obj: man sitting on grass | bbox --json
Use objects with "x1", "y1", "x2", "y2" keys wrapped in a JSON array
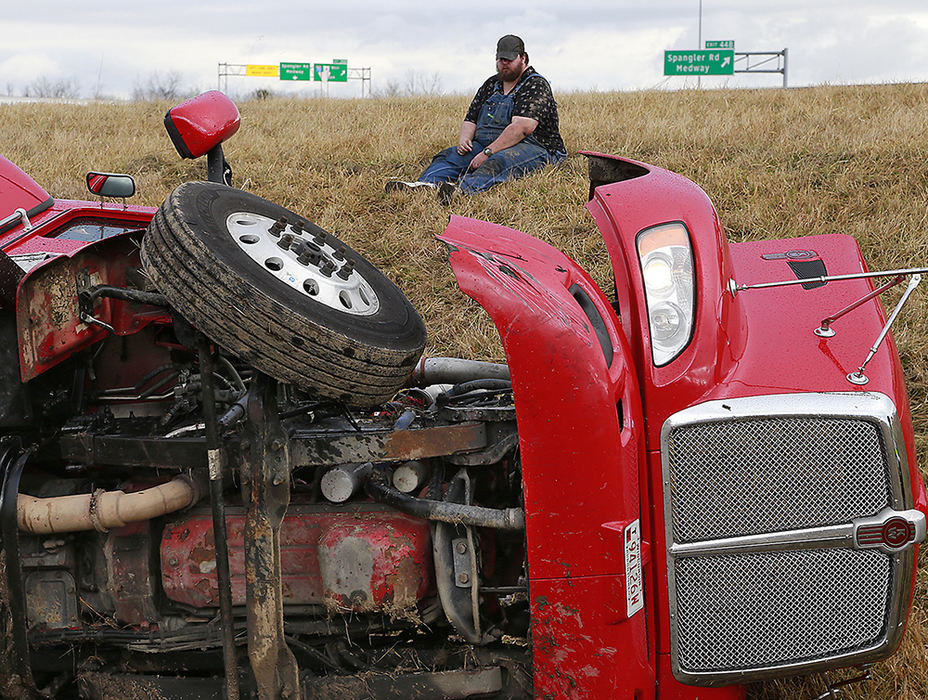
[{"x1": 386, "y1": 35, "x2": 567, "y2": 203}]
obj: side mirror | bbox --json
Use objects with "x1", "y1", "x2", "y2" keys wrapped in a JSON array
[
  {"x1": 86, "y1": 172, "x2": 136, "y2": 198},
  {"x1": 164, "y1": 91, "x2": 241, "y2": 160}
]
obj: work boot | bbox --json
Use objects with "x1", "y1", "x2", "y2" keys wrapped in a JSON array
[
  {"x1": 437, "y1": 182, "x2": 456, "y2": 205},
  {"x1": 384, "y1": 180, "x2": 437, "y2": 193}
]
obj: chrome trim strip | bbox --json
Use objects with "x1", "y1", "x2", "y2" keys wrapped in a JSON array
[
  {"x1": 670, "y1": 523, "x2": 854, "y2": 558},
  {"x1": 670, "y1": 508, "x2": 926, "y2": 559}
]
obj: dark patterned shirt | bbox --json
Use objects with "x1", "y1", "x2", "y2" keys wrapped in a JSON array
[{"x1": 464, "y1": 66, "x2": 566, "y2": 155}]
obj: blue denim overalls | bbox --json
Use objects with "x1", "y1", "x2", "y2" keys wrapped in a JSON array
[{"x1": 418, "y1": 74, "x2": 566, "y2": 194}]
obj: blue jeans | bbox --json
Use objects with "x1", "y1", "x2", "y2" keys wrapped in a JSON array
[{"x1": 418, "y1": 141, "x2": 565, "y2": 194}]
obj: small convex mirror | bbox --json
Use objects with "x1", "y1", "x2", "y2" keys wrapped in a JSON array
[{"x1": 86, "y1": 172, "x2": 136, "y2": 198}]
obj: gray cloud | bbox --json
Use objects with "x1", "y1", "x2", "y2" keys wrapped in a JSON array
[{"x1": 2, "y1": 1, "x2": 927, "y2": 98}]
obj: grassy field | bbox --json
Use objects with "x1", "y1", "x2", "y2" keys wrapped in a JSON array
[{"x1": 3, "y1": 83, "x2": 928, "y2": 698}]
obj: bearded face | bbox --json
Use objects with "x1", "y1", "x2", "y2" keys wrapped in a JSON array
[{"x1": 496, "y1": 55, "x2": 527, "y2": 83}]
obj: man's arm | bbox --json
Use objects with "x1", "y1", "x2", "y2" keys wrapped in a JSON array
[
  {"x1": 467, "y1": 116, "x2": 538, "y2": 170},
  {"x1": 456, "y1": 121, "x2": 477, "y2": 155}
]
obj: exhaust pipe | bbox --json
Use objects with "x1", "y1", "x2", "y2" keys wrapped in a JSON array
[
  {"x1": 17, "y1": 474, "x2": 203, "y2": 534},
  {"x1": 409, "y1": 357, "x2": 510, "y2": 387}
]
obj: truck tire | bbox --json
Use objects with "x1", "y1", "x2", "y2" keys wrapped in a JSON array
[{"x1": 140, "y1": 182, "x2": 426, "y2": 407}]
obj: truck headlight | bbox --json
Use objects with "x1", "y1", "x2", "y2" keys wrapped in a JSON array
[{"x1": 637, "y1": 223, "x2": 695, "y2": 366}]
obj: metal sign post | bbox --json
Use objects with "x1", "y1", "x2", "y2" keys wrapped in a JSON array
[
  {"x1": 217, "y1": 62, "x2": 373, "y2": 96},
  {"x1": 734, "y1": 49, "x2": 788, "y2": 88}
]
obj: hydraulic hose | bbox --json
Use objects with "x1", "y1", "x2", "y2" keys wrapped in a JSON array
[
  {"x1": 439, "y1": 379, "x2": 512, "y2": 401},
  {"x1": 365, "y1": 471, "x2": 524, "y2": 531}
]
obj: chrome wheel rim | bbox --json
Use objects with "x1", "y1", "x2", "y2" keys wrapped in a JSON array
[{"x1": 226, "y1": 212, "x2": 380, "y2": 316}]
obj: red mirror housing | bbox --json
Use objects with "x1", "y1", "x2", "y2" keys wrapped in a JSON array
[{"x1": 164, "y1": 91, "x2": 241, "y2": 160}]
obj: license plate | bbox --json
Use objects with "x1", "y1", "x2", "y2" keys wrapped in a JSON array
[{"x1": 625, "y1": 519, "x2": 644, "y2": 617}]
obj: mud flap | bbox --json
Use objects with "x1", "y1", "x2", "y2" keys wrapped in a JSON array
[{"x1": 439, "y1": 216, "x2": 653, "y2": 697}]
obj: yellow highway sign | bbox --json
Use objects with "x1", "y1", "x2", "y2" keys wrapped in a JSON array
[{"x1": 246, "y1": 65, "x2": 279, "y2": 78}]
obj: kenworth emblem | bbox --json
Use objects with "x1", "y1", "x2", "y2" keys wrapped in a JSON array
[
  {"x1": 760, "y1": 249, "x2": 818, "y2": 261},
  {"x1": 854, "y1": 509, "x2": 925, "y2": 553}
]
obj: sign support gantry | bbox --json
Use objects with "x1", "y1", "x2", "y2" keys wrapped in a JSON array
[{"x1": 217, "y1": 63, "x2": 372, "y2": 97}]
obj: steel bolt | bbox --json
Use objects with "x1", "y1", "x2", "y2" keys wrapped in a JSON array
[
  {"x1": 270, "y1": 438, "x2": 284, "y2": 452},
  {"x1": 277, "y1": 233, "x2": 294, "y2": 250},
  {"x1": 333, "y1": 246, "x2": 346, "y2": 261},
  {"x1": 455, "y1": 542, "x2": 468, "y2": 555},
  {"x1": 336, "y1": 260, "x2": 354, "y2": 280},
  {"x1": 319, "y1": 260, "x2": 335, "y2": 277},
  {"x1": 290, "y1": 221, "x2": 304, "y2": 235},
  {"x1": 268, "y1": 217, "x2": 288, "y2": 236},
  {"x1": 457, "y1": 573, "x2": 470, "y2": 585},
  {"x1": 297, "y1": 249, "x2": 316, "y2": 266},
  {"x1": 312, "y1": 229, "x2": 327, "y2": 245},
  {"x1": 167, "y1": 557, "x2": 179, "y2": 567}
]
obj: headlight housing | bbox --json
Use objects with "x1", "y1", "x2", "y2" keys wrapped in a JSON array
[{"x1": 637, "y1": 222, "x2": 695, "y2": 366}]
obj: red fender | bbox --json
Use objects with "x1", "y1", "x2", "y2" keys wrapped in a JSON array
[{"x1": 439, "y1": 215, "x2": 653, "y2": 697}]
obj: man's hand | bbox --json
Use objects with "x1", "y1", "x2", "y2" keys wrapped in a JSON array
[
  {"x1": 457, "y1": 121, "x2": 477, "y2": 155},
  {"x1": 467, "y1": 117, "x2": 539, "y2": 170},
  {"x1": 468, "y1": 151, "x2": 488, "y2": 170}
]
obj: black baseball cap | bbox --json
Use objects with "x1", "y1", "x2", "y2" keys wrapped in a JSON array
[{"x1": 496, "y1": 35, "x2": 525, "y2": 61}]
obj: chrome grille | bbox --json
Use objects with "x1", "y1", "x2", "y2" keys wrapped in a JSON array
[
  {"x1": 667, "y1": 416, "x2": 891, "y2": 543},
  {"x1": 662, "y1": 393, "x2": 915, "y2": 685},
  {"x1": 675, "y1": 548, "x2": 891, "y2": 672}
]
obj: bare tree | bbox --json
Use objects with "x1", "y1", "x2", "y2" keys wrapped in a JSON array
[
  {"x1": 402, "y1": 71, "x2": 443, "y2": 96},
  {"x1": 248, "y1": 88, "x2": 274, "y2": 101},
  {"x1": 372, "y1": 79, "x2": 402, "y2": 98},
  {"x1": 24, "y1": 76, "x2": 80, "y2": 99},
  {"x1": 132, "y1": 71, "x2": 185, "y2": 101}
]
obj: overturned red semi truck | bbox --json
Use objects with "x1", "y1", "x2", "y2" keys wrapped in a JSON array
[{"x1": 0, "y1": 91, "x2": 923, "y2": 699}]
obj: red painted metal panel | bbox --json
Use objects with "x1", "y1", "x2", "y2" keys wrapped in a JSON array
[
  {"x1": 160, "y1": 504, "x2": 433, "y2": 611},
  {"x1": 656, "y1": 654, "x2": 747, "y2": 700},
  {"x1": 2, "y1": 203, "x2": 152, "y2": 255},
  {"x1": 584, "y1": 155, "x2": 740, "y2": 445},
  {"x1": 0, "y1": 156, "x2": 51, "y2": 218},
  {"x1": 530, "y1": 576, "x2": 652, "y2": 698},
  {"x1": 15, "y1": 233, "x2": 169, "y2": 381},
  {"x1": 439, "y1": 216, "x2": 653, "y2": 694}
]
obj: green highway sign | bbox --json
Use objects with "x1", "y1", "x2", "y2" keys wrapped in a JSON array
[
  {"x1": 705, "y1": 40, "x2": 734, "y2": 49},
  {"x1": 279, "y1": 62, "x2": 312, "y2": 81},
  {"x1": 664, "y1": 50, "x2": 734, "y2": 76},
  {"x1": 332, "y1": 58, "x2": 348, "y2": 64},
  {"x1": 314, "y1": 63, "x2": 348, "y2": 82}
]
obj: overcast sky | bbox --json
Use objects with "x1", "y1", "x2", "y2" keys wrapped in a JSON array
[{"x1": 3, "y1": 1, "x2": 928, "y2": 99}]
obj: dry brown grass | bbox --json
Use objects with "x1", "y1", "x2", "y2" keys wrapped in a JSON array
[{"x1": 3, "y1": 83, "x2": 928, "y2": 698}]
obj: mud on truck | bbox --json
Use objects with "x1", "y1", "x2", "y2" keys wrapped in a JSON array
[{"x1": 0, "y1": 91, "x2": 924, "y2": 699}]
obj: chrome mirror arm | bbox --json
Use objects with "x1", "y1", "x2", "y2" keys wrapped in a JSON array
[
  {"x1": 847, "y1": 274, "x2": 921, "y2": 385},
  {"x1": 730, "y1": 266, "x2": 928, "y2": 296},
  {"x1": 814, "y1": 275, "x2": 905, "y2": 338},
  {"x1": 729, "y1": 266, "x2": 927, "y2": 386}
]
